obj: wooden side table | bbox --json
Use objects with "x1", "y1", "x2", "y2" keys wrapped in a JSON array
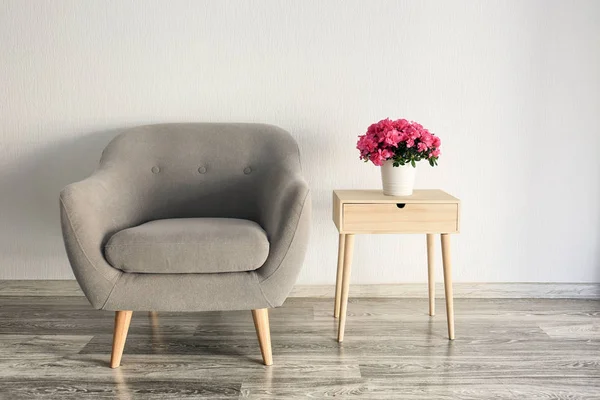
[{"x1": 332, "y1": 189, "x2": 461, "y2": 342}]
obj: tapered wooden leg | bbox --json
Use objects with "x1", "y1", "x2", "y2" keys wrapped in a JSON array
[
  {"x1": 337, "y1": 234, "x2": 355, "y2": 342},
  {"x1": 441, "y1": 234, "x2": 455, "y2": 340},
  {"x1": 334, "y1": 234, "x2": 346, "y2": 318},
  {"x1": 426, "y1": 234, "x2": 435, "y2": 316},
  {"x1": 251, "y1": 308, "x2": 273, "y2": 366},
  {"x1": 110, "y1": 311, "x2": 132, "y2": 368}
]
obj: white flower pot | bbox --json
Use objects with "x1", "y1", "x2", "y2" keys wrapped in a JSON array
[{"x1": 380, "y1": 161, "x2": 417, "y2": 196}]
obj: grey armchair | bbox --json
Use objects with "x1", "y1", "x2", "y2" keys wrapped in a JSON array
[{"x1": 60, "y1": 123, "x2": 311, "y2": 367}]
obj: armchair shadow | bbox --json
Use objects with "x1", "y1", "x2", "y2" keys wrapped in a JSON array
[{"x1": 0, "y1": 129, "x2": 120, "y2": 277}]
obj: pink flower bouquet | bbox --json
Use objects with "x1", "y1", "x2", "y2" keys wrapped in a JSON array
[{"x1": 356, "y1": 118, "x2": 441, "y2": 167}]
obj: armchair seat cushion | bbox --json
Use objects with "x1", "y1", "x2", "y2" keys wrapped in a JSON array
[{"x1": 104, "y1": 218, "x2": 270, "y2": 274}]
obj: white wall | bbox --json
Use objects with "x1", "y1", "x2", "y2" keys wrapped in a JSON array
[{"x1": 1, "y1": 0, "x2": 599, "y2": 283}]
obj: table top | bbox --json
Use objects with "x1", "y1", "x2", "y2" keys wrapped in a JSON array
[{"x1": 333, "y1": 189, "x2": 460, "y2": 204}]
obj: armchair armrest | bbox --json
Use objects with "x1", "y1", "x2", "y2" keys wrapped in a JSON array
[
  {"x1": 60, "y1": 169, "x2": 144, "y2": 308},
  {"x1": 255, "y1": 169, "x2": 311, "y2": 306}
]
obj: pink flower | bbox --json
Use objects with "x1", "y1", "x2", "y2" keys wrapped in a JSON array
[
  {"x1": 417, "y1": 142, "x2": 428, "y2": 152},
  {"x1": 397, "y1": 131, "x2": 410, "y2": 142},
  {"x1": 356, "y1": 135, "x2": 378, "y2": 157},
  {"x1": 432, "y1": 136, "x2": 441, "y2": 148},
  {"x1": 367, "y1": 118, "x2": 394, "y2": 135},
  {"x1": 394, "y1": 119, "x2": 410, "y2": 130},
  {"x1": 369, "y1": 148, "x2": 394, "y2": 166},
  {"x1": 430, "y1": 148, "x2": 441, "y2": 157},
  {"x1": 370, "y1": 151, "x2": 383, "y2": 166},
  {"x1": 382, "y1": 129, "x2": 401, "y2": 147},
  {"x1": 381, "y1": 149, "x2": 394, "y2": 159},
  {"x1": 420, "y1": 131, "x2": 434, "y2": 147},
  {"x1": 406, "y1": 138, "x2": 415, "y2": 148}
]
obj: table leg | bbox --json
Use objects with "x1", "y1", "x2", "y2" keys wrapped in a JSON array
[
  {"x1": 337, "y1": 234, "x2": 355, "y2": 342},
  {"x1": 441, "y1": 233, "x2": 455, "y2": 340},
  {"x1": 334, "y1": 234, "x2": 346, "y2": 318},
  {"x1": 426, "y1": 234, "x2": 435, "y2": 316}
]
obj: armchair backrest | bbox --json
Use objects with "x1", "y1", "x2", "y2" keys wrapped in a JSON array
[{"x1": 98, "y1": 123, "x2": 301, "y2": 221}]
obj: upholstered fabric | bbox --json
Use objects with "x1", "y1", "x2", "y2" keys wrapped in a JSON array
[
  {"x1": 60, "y1": 123, "x2": 311, "y2": 311},
  {"x1": 104, "y1": 218, "x2": 270, "y2": 274}
]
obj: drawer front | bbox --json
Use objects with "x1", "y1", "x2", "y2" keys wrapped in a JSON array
[{"x1": 343, "y1": 203, "x2": 459, "y2": 233}]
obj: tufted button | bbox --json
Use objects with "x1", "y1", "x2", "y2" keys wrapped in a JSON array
[
  {"x1": 198, "y1": 166, "x2": 207, "y2": 174},
  {"x1": 151, "y1": 166, "x2": 160, "y2": 174},
  {"x1": 243, "y1": 166, "x2": 252, "y2": 175}
]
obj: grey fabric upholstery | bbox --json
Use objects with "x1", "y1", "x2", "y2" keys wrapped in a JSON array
[
  {"x1": 104, "y1": 218, "x2": 270, "y2": 274},
  {"x1": 60, "y1": 123, "x2": 311, "y2": 311}
]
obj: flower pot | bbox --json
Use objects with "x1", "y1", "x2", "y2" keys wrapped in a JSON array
[{"x1": 380, "y1": 161, "x2": 416, "y2": 196}]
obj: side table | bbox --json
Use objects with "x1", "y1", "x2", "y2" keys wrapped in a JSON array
[{"x1": 332, "y1": 189, "x2": 461, "y2": 342}]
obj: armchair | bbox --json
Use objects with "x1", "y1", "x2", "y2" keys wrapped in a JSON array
[{"x1": 60, "y1": 123, "x2": 311, "y2": 367}]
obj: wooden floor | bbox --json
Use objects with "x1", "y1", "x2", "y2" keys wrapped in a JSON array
[{"x1": 0, "y1": 295, "x2": 598, "y2": 399}]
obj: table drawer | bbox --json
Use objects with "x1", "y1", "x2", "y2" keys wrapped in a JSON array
[{"x1": 342, "y1": 203, "x2": 459, "y2": 233}]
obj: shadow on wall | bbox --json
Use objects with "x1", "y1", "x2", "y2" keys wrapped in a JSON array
[
  {"x1": 1, "y1": 123, "x2": 318, "y2": 239},
  {"x1": 0, "y1": 129, "x2": 121, "y2": 256},
  {"x1": 1, "y1": 123, "x2": 321, "y2": 278}
]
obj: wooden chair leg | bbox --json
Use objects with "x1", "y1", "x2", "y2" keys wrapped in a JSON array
[
  {"x1": 110, "y1": 311, "x2": 133, "y2": 368},
  {"x1": 441, "y1": 234, "x2": 455, "y2": 340},
  {"x1": 334, "y1": 234, "x2": 346, "y2": 318},
  {"x1": 337, "y1": 234, "x2": 355, "y2": 343},
  {"x1": 426, "y1": 234, "x2": 435, "y2": 316},
  {"x1": 251, "y1": 308, "x2": 273, "y2": 366}
]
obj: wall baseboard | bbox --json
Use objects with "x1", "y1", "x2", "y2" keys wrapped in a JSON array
[
  {"x1": 290, "y1": 283, "x2": 600, "y2": 299},
  {"x1": 0, "y1": 280, "x2": 598, "y2": 299}
]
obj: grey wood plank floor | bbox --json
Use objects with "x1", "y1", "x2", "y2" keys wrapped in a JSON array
[{"x1": 0, "y1": 296, "x2": 598, "y2": 399}]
